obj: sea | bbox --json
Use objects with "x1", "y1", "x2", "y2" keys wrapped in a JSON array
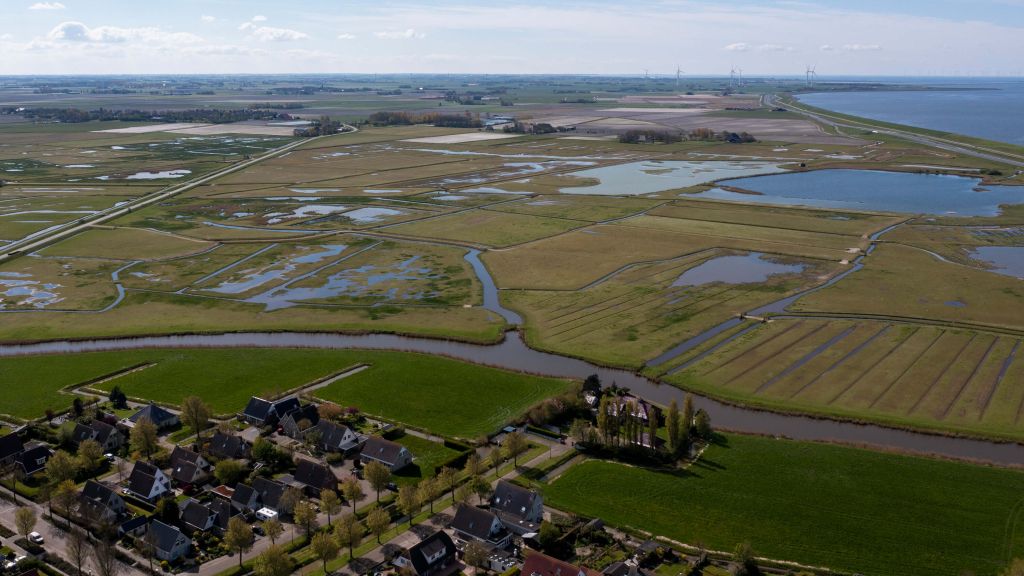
[{"x1": 795, "y1": 77, "x2": 1024, "y2": 146}]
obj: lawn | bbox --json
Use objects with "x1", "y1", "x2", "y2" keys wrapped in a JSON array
[
  {"x1": 0, "y1": 348, "x2": 570, "y2": 435},
  {"x1": 314, "y1": 352, "x2": 573, "y2": 438},
  {"x1": 390, "y1": 432, "x2": 465, "y2": 483},
  {"x1": 545, "y1": 435, "x2": 1024, "y2": 576}
]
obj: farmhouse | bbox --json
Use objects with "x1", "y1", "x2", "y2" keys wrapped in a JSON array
[
  {"x1": 79, "y1": 480, "x2": 126, "y2": 523},
  {"x1": 360, "y1": 436, "x2": 413, "y2": 471},
  {"x1": 393, "y1": 529, "x2": 458, "y2": 576},
  {"x1": 124, "y1": 404, "x2": 180, "y2": 431},
  {"x1": 150, "y1": 519, "x2": 190, "y2": 561},
  {"x1": 208, "y1": 431, "x2": 251, "y2": 460},
  {"x1": 241, "y1": 396, "x2": 301, "y2": 427},
  {"x1": 314, "y1": 421, "x2": 362, "y2": 453},
  {"x1": 491, "y1": 480, "x2": 543, "y2": 534},
  {"x1": 451, "y1": 504, "x2": 511, "y2": 548},
  {"x1": 128, "y1": 461, "x2": 172, "y2": 501},
  {"x1": 522, "y1": 551, "x2": 602, "y2": 576},
  {"x1": 71, "y1": 420, "x2": 123, "y2": 452}
]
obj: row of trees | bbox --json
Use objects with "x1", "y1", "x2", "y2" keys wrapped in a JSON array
[
  {"x1": 6, "y1": 106, "x2": 295, "y2": 124},
  {"x1": 618, "y1": 128, "x2": 758, "y2": 144},
  {"x1": 367, "y1": 110, "x2": 482, "y2": 128}
]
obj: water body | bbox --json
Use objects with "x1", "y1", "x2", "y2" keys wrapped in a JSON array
[
  {"x1": 464, "y1": 249, "x2": 522, "y2": 325},
  {"x1": 560, "y1": 161, "x2": 786, "y2": 196},
  {"x1": 797, "y1": 79, "x2": 1024, "y2": 145},
  {"x1": 972, "y1": 246, "x2": 1024, "y2": 279},
  {"x1": 672, "y1": 253, "x2": 806, "y2": 287},
  {"x1": 343, "y1": 207, "x2": 404, "y2": 224},
  {"x1": 204, "y1": 245, "x2": 347, "y2": 295},
  {"x1": 124, "y1": 169, "x2": 192, "y2": 180},
  {"x1": 694, "y1": 170, "x2": 1023, "y2": 216}
]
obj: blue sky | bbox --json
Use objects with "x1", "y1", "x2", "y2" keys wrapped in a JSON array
[{"x1": 2, "y1": 0, "x2": 1022, "y2": 76}]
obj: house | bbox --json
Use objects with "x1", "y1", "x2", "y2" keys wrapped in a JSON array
[
  {"x1": 602, "y1": 562, "x2": 652, "y2": 576},
  {"x1": 393, "y1": 530, "x2": 458, "y2": 576},
  {"x1": 128, "y1": 461, "x2": 172, "y2": 501},
  {"x1": 491, "y1": 480, "x2": 543, "y2": 535},
  {"x1": 119, "y1": 515, "x2": 149, "y2": 538},
  {"x1": 522, "y1": 551, "x2": 602, "y2": 576},
  {"x1": 280, "y1": 404, "x2": 320, "y2": 440},
  {"x1": 451, "y1": 504, "x2": 511, "y2": 549},
  {"x1": 169, "y1": 446, "x2": 211, "y2": 488},
  {"x1": 314, "y1": 421, "x2": 362, "y2": 453},
  {"x1": 0, "y1": 432, "x2": 24, "y2": 467},
  {"x1": 291, "y1": 459, "x2": 338, "y2": 496},
  {"x1": 240, "y1": 396, "x2": 301, "y2": 427},
  {"x1": 605, "y1": 396, "x2": 658, "y2": 423},
  {"x1": 150, "y1": 519, "x2": 190, "y2": 562},
  {"x1": 71, "y1": 420, "x2": 123, "y2": 452},
  {"x1": 124, "y1": 404, "x2": 180, "y2": 431},
  {"x1": 79, "y1": 480, "x2": 126, "y2": 523},
  {"x1": 179, "y1": 498, "x2": 237, "y2": 535},
  {"x1": 360, "y1": 436, "x2": 413, "y2": 472},
  {"x1": 230, "y1": 482, "x2": 259, "y2": 512},
  {"x1": 16, "y1": 443, "x2": 51, "y2": 476},
  {"x1": 251, "y1": 477, "x2": 287, "y2": 512},
  {"x1": 208, "y1": 431, "x2": 251, "y2": 461}
]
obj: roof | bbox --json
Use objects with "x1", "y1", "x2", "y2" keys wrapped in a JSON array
[
  {"x1": 128, "y1": 461, "x2": 162, "y2": 497},
  {"x1": 405, "y1": 530, "x2": 456, "y2": 575},
  {"x1": 361, "y1": 436, "x2": 407, "y2": 467},
  {"x1": 282, "y1": 404, "x2": 320, "y2": 430},
  {"x1": 119, "y1": 515, "x2": 148, "y2": 534},
  {"x1": 170, "y1": 446, "x2": 203, "y2": 469},
  {"x1": 209, "y1": 431, "x2": 250, "y2": 460},
  {"x1": 81, "y1": 479, "x2": 120, "y2": 507},
  {"x1": 211, "y1": 485, "x2": 235, "y2": 500},
  {"x1": 602, "y1": 562, "x2": 651, "y2": 576},
  {"x1": 451, "y1": 504, "x2": 504, "y2": 542},
  {"x1": 91, "y1": 420, "x2": 120, "y2": 444},
  {"x1": 492, "y1": 480, "x2": 539, "y2": 521},
  {"x1": 522, "y1": 551, "x2": 602, "y2": 576},
  {"x1": 171, "y1": 461, "x2": 203, "y2": 485},
  {"x1": 232, "y1": 483, "x2": 257, "y2": 508},
  {"x1": 0, "y1": 432, "x2": 25, "y2": 460},
  {"x1": 150, "y1": 519, "x2": 185, "y2": 553},
  {"x1": 252, "y1": 477, "x2": 286, "y2": 508},
  {"x1": 272, "y1": 397, "x2": 301, "y2": 417},
  {"x1": 317, "y1": 421, "x2": 358, "y2": 451},
  {"x1": 293, "y1": 459, "x2": 337, "y2": 490},
  {"x1": 71, "y1": 423, "x2": 95, "y2": 444},
  {"x1": 17, "y1": 444, "x2": 51, "y2": 475},
  {"x1": 180, "y1": 499, "x2": 214, "y2": 531},
  {"x1": 242, "y1": 397, "x2": 274, "y2": 422},
  {"x1": 209, "y1": 497, "x2": 236, "y2": 530},
  {"x1": 129, "y1": 404, "x2": 178, "y2": 426}
]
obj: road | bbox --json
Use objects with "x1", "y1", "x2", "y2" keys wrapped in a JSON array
[
  {"x1": 768, "y1": 94, "x2": 1024, "y2": 169},
  {"x1": 0, "y1": 125, "x2": 356, "y2": 265}
]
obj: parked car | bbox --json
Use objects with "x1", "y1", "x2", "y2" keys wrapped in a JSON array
[
  {"x1": 104, "y1": 453, "x2": 116, "y2": 462},
  {"x1": 28, "y1": 532, "x2": 44, "y2": 544}
]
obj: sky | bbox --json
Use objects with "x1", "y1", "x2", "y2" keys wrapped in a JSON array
[{"x1": 1, "y1": 0, "x2": 1023, "y2": 76}]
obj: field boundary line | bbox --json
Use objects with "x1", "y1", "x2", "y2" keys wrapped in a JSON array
[
  {"x1": 786, "y1": 324, "x2": 888, "y2": 400},
  {"x1": 723, "y1": 322, "x2": 828, "y2": 388},
  {"x1": 905, "y1": 333, "x2": 976, "y2": 416},
  {"x1": 938, "y1": 337, "x2": 998, "y2": 421},
  {"x1": 754, "y1": 325, "x2": 857, "y2": 395},
  {"x1": 826, "y1": 327, "x2": 917, "y2": 406},
  {"x1": 867, "y1": 329, "x2": 945, "y2": 410},
  {"x1": 979, "y1": 339, "x2": 1020, "y2": 422}
]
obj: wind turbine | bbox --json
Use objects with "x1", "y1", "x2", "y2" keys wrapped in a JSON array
[
  {"x1": 737, "y1": 67, "x2": 744, "y2": 86},
  {"x1": 729, "y1": 66, "x2": 737, "y2": 86},
  {"x1": 805, "y1": 65, "x2": 817, "y2": 86},
  {"x1": 676, "y1": 65, "x2": 683, "y2": 89}
]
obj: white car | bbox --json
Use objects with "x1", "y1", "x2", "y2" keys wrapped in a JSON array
[{"x1": 28, "y1": 531, "x2": 44, "y2": 544}]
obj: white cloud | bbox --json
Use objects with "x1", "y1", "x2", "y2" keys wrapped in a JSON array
[
  {"x1": 241, "y1": 24, "x2": 308, "y2": 42},
  {"x1": 375, "y1": 28, "x2": 425, "y2": 40},
  {"x1": 46, "y1": 21, "x2": 202, "y2": 44},
  {"x1": 820, "y1": 44, "x2": 835, "y2": 51},
  {"x1": 337, "y1": 33, "x2": 357, "y2": 40},
  {"x1": 28, "y1": 2, "x2": 65, "y2": 9},
  {"x1": 724, "y1": 42, "x2": 750, "y2": 51},
  {"x1": 842, "y1": 43, "x2": 882, "y2": 51},
  {"x1": 252, "y1": 15, "x2": 267, "y2": 22},
  {"x1": 724, "y1": 42, "x2": 791, "y2": 52},
  {"x1": 0, "y1": 34, "x2": 13, "y2": 40},
  {"x1": 201, "y1": 15, "x2": 215, "y2": 23}
]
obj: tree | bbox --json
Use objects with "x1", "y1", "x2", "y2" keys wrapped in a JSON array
[
  {"x1": 419, "y1": 476, "x2": 443, "y2": 514},
  {"x1": 225, "y1": 516, "x2": 255, "y2": 569},
  {"x1": 502, "y1": 431, "x2": 528, "y2": 467},
  {"x1": 5, "y1": 466, "x2": 24, "y2": 504},
  {"x1": 180, "y1": 396, "x2": 211, "y2": 448},
  {"x1": 472, "y1": 476, "x2": 491, "y2": 505},
  {"x1": 333, "y1": 514, "x2": 363, "y2": 560},
  {"x1": 454, "y1": 482, "x2": 473, "y2": 505},
  {"x1": 647, "y1": 407, "x2": 659, "y2": 454},
  {"x1": 538, "y1": 521, "x2": 561, "y2": 549},
  {"x1": 364, "y1": 460, "x2": 391, "y2": 502},
  {"x1": 67, "y1": 528, "x2": 90, "y2": 576},
  {"x1": 463, "y1": 541, "x2": 489, "y2": 575},
  {"x1": 597, "y1": 395, "x2": 610, "y2": 443},
  {"x1": 1002, "y1": 559, "x2": 1024, "y2": 576},
  {"x1": 321, "y1": 488, "x2": 342, "y2": 526},
  {"x1": 154, "y1": 496, "x2": 180, "y2": 525},
  {"x1": 293, "y1": 499, "x2": 319, "y2": 543},
  {"x1": 340, "y1": 476, "x2": 363, "y2": 513},
  {"x1": 14, "y1": 507, "x2": 36, "y2": 540},
  {"x1": 694, "y1": 409, "x2": 712, "y2": 440},
  {"x1": 312, "y1": 531, "x2": 340, "y2": 572},
  {"x1": 733, "y1": 542, "x2": 759, "y2": 576},
  {"x1": 252, "y1": 437, "x2": 277, "y2": 463},
  {"x1": 109, "y1": 386, "x2": 128, "y2": 409},
  {"x1": 129, "y1": 417, "x2": 159, "y2": 460},
  {"x1": 438, "y1": 466, "x2": 457, "y2": 502},
  {"x1": 78, "y1": 439, "x2": 104, "y2": 474},
  {"x1": 138, "y1": 529, "x2": 158, "y2": 575},
  {"x1": 366, "y1": 507, "x2": 389, "y2": 544},
  {"x1": 397, "y1": 484, "x2": 421, "y2": 526},
  {"x1": 488, "y1": 448, "x2": 504, "y2": 477},
  {"x1": 253, "y1": 545, "x2": 292, "y2": 576},
  {"x1": 262, "y1": 517, "x2": 284, "y2": 545},
  {"x1": 92, "y1": 537, "x2": 121, "y2": 576},
  {"x1": 53, "y1": 479, "x2": 79, "y2": 527},
  {"x1": 464, "y1": 452, "x2": 482, "y2": 477},
  {"x1": 46, "y1": 450, "x2": 80, "y2": 484},
  {"x1": 277, "y1": 486, "x2": 302, "y2": 517},
  {"x1": 318, "y1": 402, "x2": 343, "y2": 421},
  {"x1": 72, "y1": 397, "x2": 84, "y2": 417},
  {"x1": 666, "y1": 400, "x2": 680, "y2": 455},
  {"x1": 215, "y1": 459, "x2": 246, "y2": 486},
  {"x1": 683, "y1": 395, "x2": 695, "y2": 444}
]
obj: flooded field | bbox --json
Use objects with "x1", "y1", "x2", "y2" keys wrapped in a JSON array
[
  {"x1": 971, "y1": 246, "x2": 1024, "y2": 278},
  {"x1": 694, "y1": 169, "x2": 1024, "y2": 216},
  {"x1": 672, "y1": 253, "x2": 807, "y2": 287},
  {"x1": 559, "y1": 160, "x2": 787, "y2": 195}
]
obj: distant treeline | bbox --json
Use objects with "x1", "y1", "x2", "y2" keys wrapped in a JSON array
[
  {"x1": 619, "y1": 128, "x2": 757, "y2": 144},
  {"x1": 4, "y1": 107, "x2": 300, "y2": 124},
  {"x1": 367, "y1": 111, "x2": 482, "y2": 128}
]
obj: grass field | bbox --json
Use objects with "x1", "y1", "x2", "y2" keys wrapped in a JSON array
[
  {"x1": 489, "y1": 195, "x2": 663, "y2": 222},
  {"x1": 40, "y1": 227, "x2": 217, "y2": 261},
  {"x1": 390, "y1": 432, "x2": 464, "y2": 483},
  {"x1": 0, "y1": 256, "x2": 122, "y2": 311},
  {"x1": 313, "y1": 352, "x2": 573, "y2": 438},
  {"x1": 388, "y1": 209, "x2": 585, "y2": 248},
  {"x1": 665, "y1": 318, "x2": 1024, "y2": 442},
  {"x1": 545, "y1": 435, "x2": 1024, "y2": 576},
  {"x1": 0, "y1": 348, "x2": 571, "y2": 432}
]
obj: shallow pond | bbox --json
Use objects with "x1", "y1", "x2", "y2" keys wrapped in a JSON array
[
  {"x1": 672, "y1": 253, "x2": 806, "y2": 287},
  {"x1": 124, "y1": 169, "x2": 192, "y2": 180},
  {"x1": 693, "y1": 169, "x2": 1023, "y2": 216},
  {"x1": 204, "y1": 245, "x2": 347, "y2": 294},
  {"x1": 343, "y1": 207, "x2": 404, "y2": 224},
  {"x1": 0, "y1": 274, "x2": 63, "y2": 309},
  {"x1": 972, "y1": 246, "x2": 1024, "y2": 278},
  {"x1": 559, "y1": 161, "x2": 786, "y2": 196}
]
